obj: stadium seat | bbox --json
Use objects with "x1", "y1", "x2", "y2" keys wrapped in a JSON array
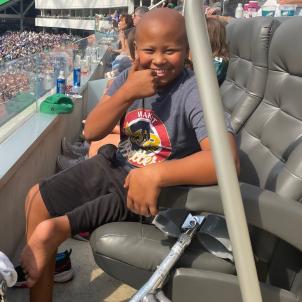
[{"x1": 221, "y1": 16, "x2": 277, "y2": 133}]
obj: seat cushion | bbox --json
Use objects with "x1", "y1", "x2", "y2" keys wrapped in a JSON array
[{"x1": 90, "y1": 222, "x2": 235, "y2": 288}]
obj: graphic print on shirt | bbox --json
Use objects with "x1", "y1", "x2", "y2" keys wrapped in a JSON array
[{"x1": 119, "y1": 109, "x2": 172, "y2": 167}]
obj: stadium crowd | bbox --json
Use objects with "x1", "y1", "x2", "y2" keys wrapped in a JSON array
[
  {"x1": 0, "y1": 72, "x2": 30, "y2": 104},
  {"x1": 0, "y1": 31, "x2": 77, "y2": 62}
]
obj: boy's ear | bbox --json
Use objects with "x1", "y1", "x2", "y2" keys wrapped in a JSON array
[
  {"x1": 134, "y1": 41, "x2": 139, "y2": 60},
  {"x1": 186, "y1": 45, "x2": 190, "y2": 57}
]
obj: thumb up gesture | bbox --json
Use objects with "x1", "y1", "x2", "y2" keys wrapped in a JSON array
[{"x1": 124, "y1": 58, "x2": 159, "y2": 101}]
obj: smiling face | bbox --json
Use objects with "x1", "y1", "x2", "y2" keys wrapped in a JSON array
[{"x1": 135, "y1": 8, "x2": 188, "y2": 87}]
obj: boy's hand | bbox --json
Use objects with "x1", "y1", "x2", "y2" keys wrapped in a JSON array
[
  {"x1": 124, "y1": 166, "x2": 161, "y2": 217},
  {"x1": 123, "y1": 59, "x2": 159, "y2": 100}
]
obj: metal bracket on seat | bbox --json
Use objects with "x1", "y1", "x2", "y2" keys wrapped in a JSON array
[
  {"x1": 130, "y1": 210, "x2": 206, "y2": 302},
  {"x1": 0, "y1": 279, "x2": 7, "y2": 302},
  {"x1": 130, "y1": 209, "x2": 235, "y2": 301}
]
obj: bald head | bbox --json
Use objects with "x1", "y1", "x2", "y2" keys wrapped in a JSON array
[{"x1": 136, "y1": 8, "x2": 187, "y2": 46}]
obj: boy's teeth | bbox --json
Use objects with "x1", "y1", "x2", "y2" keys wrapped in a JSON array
[{"x1": 155, "y1": 69, "x2": 166, "y2": 76}]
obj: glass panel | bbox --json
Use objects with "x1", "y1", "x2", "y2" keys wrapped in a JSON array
[
  {"x1": 0, "y1": 21, "x2": 117, "y2": 142},
  {"x1": 0, "y1": 57, "x2": 36, "y2": 128}
]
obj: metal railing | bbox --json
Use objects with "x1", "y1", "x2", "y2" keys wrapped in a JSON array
[{"x1": 149, "y1": 0, "x2": 166, "y2": 10}]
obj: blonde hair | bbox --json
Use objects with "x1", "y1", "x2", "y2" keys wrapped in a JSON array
[{"x1": 206, "y1": 18, "x2": 229, "y2": 59}]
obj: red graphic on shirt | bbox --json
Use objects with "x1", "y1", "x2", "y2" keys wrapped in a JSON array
[{"x1": 119, "y1": 109, "x2": 172, "y2": 167}]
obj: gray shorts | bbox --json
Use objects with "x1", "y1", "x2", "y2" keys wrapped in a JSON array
[{"x1": 39, "y1": 144, "x2": 139, "y2": 235}]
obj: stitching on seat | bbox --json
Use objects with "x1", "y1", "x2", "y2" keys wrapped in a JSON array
[
  {"x1": 231, "y1": 55, "x2": 267, "y2": 68},
  {"x1": 242, "y1": 129, "x2": 302, "y2": 181},
  {"x1": 98, "y1": 234, "x2": 129, "y2": 239},
  {"x1": 278, "y1": 104, "x2": 302, "y2": 123},
  {"x1": 224, "y1": 78, "x2": 262, "y2": 99}
]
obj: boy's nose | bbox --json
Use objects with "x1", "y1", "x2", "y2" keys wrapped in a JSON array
[{"x1": 153, "y1": 53, "x2": 167, "y2": 65}]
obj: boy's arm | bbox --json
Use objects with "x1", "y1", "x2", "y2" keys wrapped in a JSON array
[
  {"x1": 83, "y1": 89, "x2": 130, "y2": 142},
  {"x1": 84, "y1": 60, "x2": 159, "y2": 142},
  {"x1": 125, "y1": 133, "x2": 239, "y2": 216}
]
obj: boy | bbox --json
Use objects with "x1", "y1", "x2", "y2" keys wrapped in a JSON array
[{"x1": 21, "y1": 8, "x2": 239, "y2": 302}]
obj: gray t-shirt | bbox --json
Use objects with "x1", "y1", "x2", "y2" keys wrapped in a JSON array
[{"x1": 107, "y1": 68, "x2": 233, "y2": 168}]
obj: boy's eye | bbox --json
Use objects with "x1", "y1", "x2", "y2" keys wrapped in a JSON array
[
  {"x1": 143, "y1": 49, "x2": 154, "y2": 54},
  {"x1": 165, "y1": 49, "x2": 177, "y2": 55}
]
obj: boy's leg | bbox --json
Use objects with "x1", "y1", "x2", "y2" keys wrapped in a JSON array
[
  {"x1": 21, "y1": 146, "x2": 138, "y2": 301},
  {"x1": 88, "y1": 134, "x2": 120, "y2": 158},
  {"x1": 22, "y1": 184, "x2": 71, "y2": 302}
]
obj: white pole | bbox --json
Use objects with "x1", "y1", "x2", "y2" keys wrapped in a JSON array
[{"x1": 185, "y1": 1, "x2": 263, "y2": 302}]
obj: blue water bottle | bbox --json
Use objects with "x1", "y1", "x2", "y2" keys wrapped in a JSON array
[
  {"x1": 73, "y1": 55, "x2": 81, "y2": 87},
  {"x1": 56, "y1": 70, "x2": 66, "y2": 94}
]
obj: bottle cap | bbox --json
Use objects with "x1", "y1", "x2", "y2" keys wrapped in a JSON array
[{"x1": 74, "y1": 55, "x2": 81, "y2": 67}]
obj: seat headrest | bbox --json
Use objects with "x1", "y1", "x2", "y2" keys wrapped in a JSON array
[{"x1": 269, "y1": 17, "x2": 302, "y2": 76}]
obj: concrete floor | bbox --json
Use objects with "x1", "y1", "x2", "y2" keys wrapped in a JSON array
[{"x1": 7, "y1": 238, "x2": 136, "y2": 302}]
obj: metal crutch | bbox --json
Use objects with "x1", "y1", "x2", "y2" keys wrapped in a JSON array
[{"x1": 129, "y1": 212, "x2": 205, "y2": 302}]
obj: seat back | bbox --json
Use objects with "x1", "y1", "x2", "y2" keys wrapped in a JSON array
[
  {"x1": 221, "y1": 17, "x2": 277, "y2": 133},
  {"x1": 237, "y1": 17, "x2": 302, "y2": 295},
  {"x1": 238, "y1": 17, "x2": 302, "y2": 200}
]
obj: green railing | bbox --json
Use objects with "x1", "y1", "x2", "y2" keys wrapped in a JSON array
[{"x1": 0, "y1": 0, "x2": 10, "y2": 6}]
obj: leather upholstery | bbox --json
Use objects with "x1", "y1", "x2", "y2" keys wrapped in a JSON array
[
  {"x1": 237, "y1": 17, "x2": 302, "y2": 294},
  {"x1": 221, "y1": 17, "x2": 276, "y2": 132},
  {"x1": 90, "y1": 222, "x2": 235, "y2": 288},
  {"x1": 238, "y1": 17, "x2": 302, "y2": 201}
]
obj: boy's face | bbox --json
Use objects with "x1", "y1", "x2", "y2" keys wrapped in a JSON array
[{"x1": 135, "y1": 22, "x2": 188, "y2": 87}]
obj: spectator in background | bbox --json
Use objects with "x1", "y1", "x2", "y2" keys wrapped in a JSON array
[
  {"x1": 109, "y1": 27, "x2": 135, "y2": 78},
  {"x1": 161, "y1": 0, "x2": 177, "y2": 8},
  {"x1": 111, "y1": 10, "x2": 120, "y2": 28},
  {"x1": 186, "y1": 17, "x2": 229, "y2": 85},
  {"x1": 206, "y1": 17, "x2": 229, "y2": 85},
  {"x1": 132, "y1": 6, "x2": 149, "y2": 26},
  {"x1": 111, "y1": 14, "x2": 134, "y2": 55},
  {"x1": 204, "y1": 0, "x2": 222, "y2": 15},
  {"x1": 0, "y1": 31, "x2": 77, "y2": 62}
]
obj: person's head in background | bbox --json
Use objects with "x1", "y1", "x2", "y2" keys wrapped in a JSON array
[
  {"x1": 206, "y1": 17, "x2": 229, "y2": 59},
  {"x1": 132, "y1": 6, "x2": 149, "y2": 27},
  {"x1": 135, "y1": 7, "x2": 189, "y2": 87},
  {"x1": 125, "y1": 27, "x2": 136, "y2": 60},
  {"x1": 118, "y1": 14, "x2": 134, "y2": 31},
  {"x1": 187, "y1": 18, "x2": 229, "y2": 69}
]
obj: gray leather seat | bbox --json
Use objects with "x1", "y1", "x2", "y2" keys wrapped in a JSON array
[
  {"x1": 90, "y1": 221, "x2": 235, "y2": 289},
  {"x1": 90, "y1": 17, "x2": 302, "y2": 301},
  {"x1": 221, "y1": 17, "x2": 277, "y2": 132}
]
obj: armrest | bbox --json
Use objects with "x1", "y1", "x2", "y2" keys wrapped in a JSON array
[
  {"x1": 158, "y1": 183, "x2": 302, "y2": 252},
  {"x1": 172, "y1": 268, "x2": 299, "y2": 302}
]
